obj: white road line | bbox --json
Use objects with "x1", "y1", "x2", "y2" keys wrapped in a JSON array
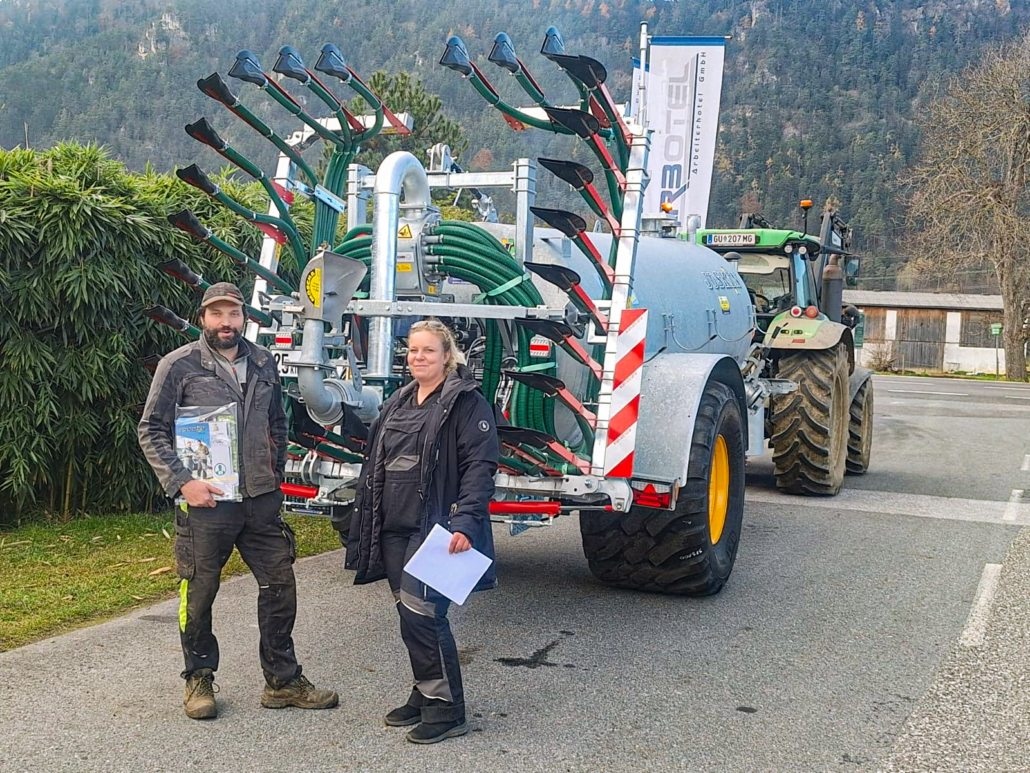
[
  {"x1": 959, "y1": 563, "x2": 1002, "y2": 647},
  {"x1": 984, "y1": 386, "x2": 1030, "y2": 391},
  {"x1": 1005, "y1": 395, "x2": 1030, "y2": 400},
  {"x1": 887, "y1": 389, "x2": 969, "y2": 397},
  {"x1": 1022, "y1": 454, "x2": 1030, "y2": 472},
  {"x1": 1003, "y1": 490, "x2": 1024, "y2": 521},
  {"x1": 746, "y1": 486, "x2": 1030, "y2": 525}
]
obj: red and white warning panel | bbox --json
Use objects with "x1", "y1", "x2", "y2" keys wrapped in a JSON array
[{"x1": 601, "y1": 308, "x2": 648, "y2": 478}]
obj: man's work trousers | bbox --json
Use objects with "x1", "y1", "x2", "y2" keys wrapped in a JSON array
[
  {"x1": 381, "y1": 530, "x2": 466, "y2": 723},
  {"x1": 173, "y1": 490, "x2": 301, "y2": 687}
]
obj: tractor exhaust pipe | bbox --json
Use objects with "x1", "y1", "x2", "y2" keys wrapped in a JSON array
[{"x1": 366, "y1": 151, "x2": 431, "y2": 379}]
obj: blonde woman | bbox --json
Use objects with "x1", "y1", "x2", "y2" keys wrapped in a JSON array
[{"x1": 347, "y1": 318, "x2": 499, "y2": 744}]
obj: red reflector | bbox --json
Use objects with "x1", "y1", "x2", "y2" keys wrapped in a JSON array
[
  {"x1": 281, "y1": 483, "x2": 318, "y2": 498},
  {"x1": 804, "y1": 306, "x2": 819, "y2": 318},
  {"x1": 789, "y1": 306, "x2": 803, "y2": 317},
  {"x1": 489, "y1": 501, "x2": 561, "y2": 515},
  {"x1": 792, "y1": 338, "x2": 806, "y2": 343},
  {"x1": 632, "y1": 483, "x2": 672, "y2": 509},
  {"x1": 275, "y1": 336, "x2": 292, "y2": 345}
]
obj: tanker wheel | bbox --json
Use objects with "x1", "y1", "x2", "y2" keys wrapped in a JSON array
[
  {"x1": 770, "y1": 344, "x2": 849, "y2": 495},
  {"x1": 846, "y1": 379, "x2": 874, "y2": 475},
  {"x1": 579, "y1": 380, "x2": 745, "y2": 596}
]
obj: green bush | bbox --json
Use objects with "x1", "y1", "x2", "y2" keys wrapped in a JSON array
[{"x1": 0, "y1": 143, "x2": 271, "y2": 524}]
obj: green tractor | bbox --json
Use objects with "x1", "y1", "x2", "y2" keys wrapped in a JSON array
[{"x1": 697, "y1": 202, "x2": 873, "y2": 495}]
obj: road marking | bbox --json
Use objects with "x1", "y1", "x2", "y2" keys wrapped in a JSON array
[
  {"x1": 959, "y1": 563, "x2": 1002, "y2": 647},
  {"x1": 1003, "y1": 490, "x2": 1024, "y2": 521},
  {"x1": 887, "y1": 389, "x2": 969, "y2": 397},
  {"x1": 1022, "y1": 455, "x2": 1030, "y2": 472},
  {"x1": 746, "y1": 486, "x2": 1030, "y2": 525},
  {"x1": 1004, "y1": 395, "x2": 1030, "y2": 400},
  {"x1": 985, "y1": 386, "x2": 1030, "y2": 391}
]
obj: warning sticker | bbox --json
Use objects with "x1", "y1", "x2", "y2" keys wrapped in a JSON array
[
  {"x1": 398, "y1": 223, "x2": 413, "y2": 239},
  {"x1": 529, "y1": 336, "x2": 551, "y2": 358},
  {"x1": 719, "y1": 296, "x2": 731, "y2": 313},
  {"x1": 305, "y1": 268, "x2": 322, "y2": 308},
  {"x1": 396, "y1": 262, "x2": 413, "y2": 273}
]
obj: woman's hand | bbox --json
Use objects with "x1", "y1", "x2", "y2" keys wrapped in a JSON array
[{"x1": 449, "y1": 532, "x2": 472, "y2": 554}]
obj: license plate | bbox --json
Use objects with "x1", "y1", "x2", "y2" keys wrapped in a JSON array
[{"x1": 706, "y1": 232, "x2": 757, "y2": 247}]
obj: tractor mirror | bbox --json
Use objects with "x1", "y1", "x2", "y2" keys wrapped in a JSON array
[
  {"x1": 541, "y1": 26, "x2": 566, "y2": 61},
  {"x1": 229, "y1": 50, "x2": 268, "y2": 87},
  {"x1": 440, "y1": 36, "x2": 473, "y2": 76},
  {"x1": 184, "y1": 117, "x2": 227, "y2": 151},
  {"x1": 530, "y1": 206, "x2": 587, "y2": 238},
  {"x1": 538, "y1": 157, "x2": 593, "y2": 189},
  {"x1": 196, "y1": 73, "x2": 239, "y2": 108},
  {"x1": 845, "y1": 256, "x2": 861, "y2": 286},
  {"x1": 542, "y1": 106, "x2": 600, "y2": 138},
  {"x1": 273, "y1": 45, "x2": 310, "y2": 84},
  {"x1": 315, "y1": 44, "x2": 351, "y2": 82},
  {"x1": 175, "y1": 164, "x2": 219, "y2": 196},
  {"x1": 167, "y1": 209, "x2": 211, "y2": 241},
  {"x1": 489, "y1": 33, "x2": 521, "y2": 74}
]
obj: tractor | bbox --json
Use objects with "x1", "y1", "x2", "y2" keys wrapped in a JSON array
[{"x1": 696, "y1": 204, "x2": 874, "y2": 495}]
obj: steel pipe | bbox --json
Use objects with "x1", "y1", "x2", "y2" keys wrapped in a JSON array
[{"x1": 367, "y1": 151, "x2": 431, "y2": 378}]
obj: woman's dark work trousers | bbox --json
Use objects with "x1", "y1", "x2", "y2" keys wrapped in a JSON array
[
  {"x1": 381, "y1": 530, "x2": 465, "y2": 723},
  {"x1": 173, "y1": 489, "x2": 301, "y2": 687}
]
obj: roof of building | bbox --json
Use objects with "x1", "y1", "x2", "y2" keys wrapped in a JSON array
[{"x1": 842, "y1": 290, "x2": 1003, "y2": 311}]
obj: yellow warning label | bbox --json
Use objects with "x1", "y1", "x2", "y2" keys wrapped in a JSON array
[
  {"x1": 398, "y1": 223, "x2": 413, "y2": 239},
  {"x1": 396, "y1": 262, "x2": 413, "y2": 273},
  {"x1": 719, "y1": 295, "x2": 730, "y2": 313},
  {"x1": 305, "y1": 268, "x2": 322, "y2": 308},
  {"x1": 426, "y1": 284, "x2": 438, "y2": 295}
]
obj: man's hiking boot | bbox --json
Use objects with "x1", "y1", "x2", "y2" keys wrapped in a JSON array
[
  {"x1": 406, "y1": 718, "x2": 469, "y2": 744},
  {"x1": 261, "y1": 674, "x2": 339, "y2": 710},
  {"x1": 385, "y1": 703, "x2": 422, "y2": 727},
  {"x1": 183, "y1": 673, "x2": 218, "y2": 720}
]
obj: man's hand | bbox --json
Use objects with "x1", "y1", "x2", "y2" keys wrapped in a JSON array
[
  {"x1": 180, "y1": 479, "x2": 224, "y2": 508},
  {"x1": 448, "y1": 532, "x2": 472, "y2": 554}
]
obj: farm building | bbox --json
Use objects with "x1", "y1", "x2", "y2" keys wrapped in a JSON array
[{"x1": 843, "y1": 290, "x2": 1007, "y2": 374}]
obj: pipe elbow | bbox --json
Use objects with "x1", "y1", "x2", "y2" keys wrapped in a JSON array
[{"x1": 373, "y1": 151, "x2": 430, "y2": 208}]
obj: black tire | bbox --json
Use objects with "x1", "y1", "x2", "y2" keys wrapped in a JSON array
[
  {"x1": 846, "y1": 378, "x2": 874, "y2": 475},
  {"x1": 579, "y1": 380, "x2": 746, "y2": 596},
  {"x1": 770, "y1": 344, "x2": 849, "y2": 496}
]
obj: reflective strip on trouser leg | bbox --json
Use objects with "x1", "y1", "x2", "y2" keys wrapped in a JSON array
[
  {"x1": 178, "y1": 579, "x2": 189, "y2": 633},
  {"x1": 398, "y1": 589, "x2": 461, "y2": 707}
]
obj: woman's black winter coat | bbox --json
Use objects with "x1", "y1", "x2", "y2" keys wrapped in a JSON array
[{"x1": 346, "y1": 365, "x2": 499, "y2": 594}]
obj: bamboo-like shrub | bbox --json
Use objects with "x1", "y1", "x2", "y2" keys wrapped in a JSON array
[{"x1": 0, "y1": 143, "x2": 274, "y2": 524}]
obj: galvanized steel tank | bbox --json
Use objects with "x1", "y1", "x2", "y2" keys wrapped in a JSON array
[{"x1": 461, "y1": 224, "x2": 758, "y2": 446}]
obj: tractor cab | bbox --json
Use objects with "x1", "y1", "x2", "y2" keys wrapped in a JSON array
[{"x1": 697, "y1": 205, "x2": 859, "y2": 332}]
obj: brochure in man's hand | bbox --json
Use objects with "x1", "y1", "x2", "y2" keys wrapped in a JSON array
[{"x1": 175, "y1": 403, "x2": 242, "y2": 502}]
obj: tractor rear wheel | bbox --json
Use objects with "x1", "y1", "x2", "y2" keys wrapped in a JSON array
[
  {"x1": 846, "y1": 379, "x2": 874, "y2": 474},
  {"x1": 579, "y1": 380, "x2": 745, "y2": 596},
  {"x1": 770, "y1": 344, "x2": 849, "y2": 495}
]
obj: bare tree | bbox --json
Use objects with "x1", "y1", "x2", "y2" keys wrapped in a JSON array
[{"x1": 905, "y1": 32, "x2": 1030, "y2": 381}]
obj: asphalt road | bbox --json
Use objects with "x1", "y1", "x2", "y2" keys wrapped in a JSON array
[{"x1": 2, "y1": 374, "x2": 1029, "y2": 772}]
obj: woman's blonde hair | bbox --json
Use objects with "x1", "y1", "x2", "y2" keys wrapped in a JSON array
[{"x1": 408, "y1": 318, "x2": 467, "y2": 375}]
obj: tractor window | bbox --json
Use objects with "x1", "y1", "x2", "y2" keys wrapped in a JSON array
[{"x1": 736, "y1": 253, "x2": 793, "y2": 314}]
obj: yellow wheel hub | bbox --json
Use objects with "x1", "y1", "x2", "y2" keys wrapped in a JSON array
[{"x1": 708, "y1": 434, "x2": 730, "y2": 545}]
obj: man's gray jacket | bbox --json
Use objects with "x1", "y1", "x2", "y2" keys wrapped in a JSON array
[{"x1": 138, "y1": 335, "x2": 287, "y2": 499}]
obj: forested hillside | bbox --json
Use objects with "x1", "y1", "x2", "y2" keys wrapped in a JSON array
[{"x1": 2, "y1": 0, "x2": 1027, "y2": 260}]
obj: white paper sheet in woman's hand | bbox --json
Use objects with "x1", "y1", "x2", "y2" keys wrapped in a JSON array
[{"x1": 403, "y1": 524, "x2": 493, "y2": 605}]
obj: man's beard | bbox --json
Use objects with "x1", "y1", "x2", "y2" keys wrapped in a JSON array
[{"x1": 204, "y1": 326, "x2": 242, "y2": 350}]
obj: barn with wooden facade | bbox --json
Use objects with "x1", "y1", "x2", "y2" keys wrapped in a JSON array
[{"x1": 843, "y1": 291, "x2": 1006, "y2": 374}]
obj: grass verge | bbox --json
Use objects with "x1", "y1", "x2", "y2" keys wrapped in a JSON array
[{"x1": 0, "y1": 511, "x2": 342, "y2": 652}]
